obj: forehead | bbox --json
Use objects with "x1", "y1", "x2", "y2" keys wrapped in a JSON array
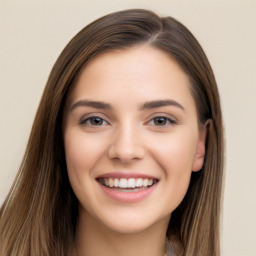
[{"x1": 69, "y1": 45, "x2": 196, "y2": 111}]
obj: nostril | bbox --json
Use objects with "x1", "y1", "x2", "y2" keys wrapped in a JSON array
[
  {"x1": 107, "y1": 129, "x2": 145, "y2": 161},
  {"x1": 107, "y1": 144, "x2": 145, "y2": 162}
]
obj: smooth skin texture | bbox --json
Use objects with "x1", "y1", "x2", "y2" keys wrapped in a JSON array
[{"x1": 64, "y1": 45, "x2": 207, "y2": 256}]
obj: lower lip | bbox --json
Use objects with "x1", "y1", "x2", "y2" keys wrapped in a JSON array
[{"x1": 98, "y1": 182, "x2": 158, "y2": 203}]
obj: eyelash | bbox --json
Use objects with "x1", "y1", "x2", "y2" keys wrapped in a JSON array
[
  {"x1": 79, "y1": 115, "x2": 177, "y2": 127},
  {"x1": 80, "y1": 116, "x2": 109, "y2": 126},
  {"x1": 147, "y1": 116, "x2": 177, "y2": 126}
]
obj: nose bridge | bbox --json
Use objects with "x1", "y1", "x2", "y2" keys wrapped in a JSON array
[{"x1": 108, "y1": 120, "x2": 144, "y2": 162}]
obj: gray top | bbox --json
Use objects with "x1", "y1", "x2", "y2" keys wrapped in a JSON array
[{"x1": 165, "y1": 239, "x2": 176, "y2": 256}]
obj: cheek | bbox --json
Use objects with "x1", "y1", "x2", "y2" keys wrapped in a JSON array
[
  {"x1": 147, "y1": 129, "x2": 198, "y2": 207},
  {"x1": 150, "y1": 130, "x2": 198, "y2": 174},
  {"x1": 64, "y1": 130, "x2": 105, "y2": 171},
  {"x1": 64, "y1": 130, "x2": 109, "y2": 193},
  {"x1": 63, "y1": 130, "x2": 110, "y2": 210},
  {"x1": 160, "y1": 141, "x2": 194, "y2": 192}
]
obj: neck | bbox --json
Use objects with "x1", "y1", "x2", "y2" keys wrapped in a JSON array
[{"x1": 73, "y1": 210, "x2": 170, "y2": 256}]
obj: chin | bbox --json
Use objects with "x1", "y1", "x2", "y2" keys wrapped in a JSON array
[
  {"x1": 95, "y1": 208, "x2": 171, "y2": 235},
  {"x1": 104, "y1": 221, "x2": 158, "y2": 235}
]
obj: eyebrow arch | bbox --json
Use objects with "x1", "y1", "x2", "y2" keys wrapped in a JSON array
[
  {"x1": 70, "y1": 100, "x2": 112, "y2": 111},
  {"x1": 140, "y1": 99, "x2": 185, "y2": 111}
]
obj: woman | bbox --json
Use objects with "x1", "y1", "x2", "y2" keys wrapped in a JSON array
[{"x1": 0, "y1": 9, "x2": 224, "y2": 256}]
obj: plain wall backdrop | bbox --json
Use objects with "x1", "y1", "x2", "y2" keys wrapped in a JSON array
[{"x1": 0, "y1": 1, "x2": 255, "y2": 255}]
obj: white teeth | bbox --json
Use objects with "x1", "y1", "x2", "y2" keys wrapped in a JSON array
[
  {"x1": 114, "y1": 178, "x2": 119, "y2": 187},
  {"x1": 109, "y1": 178, "x2": 114, "y2": 187},
  {"x1": 119, "y1": 178, "x2": 128, "y2": 188},
  {"x1": 143, "y1": 178, "x2": 148, "y2": 187},
  {"x1": 127, "y1": 178, "x2": 136, "y2": 188},
  {"x1": 100, "y1": 177, "x2": 157, "y2": 189},
  {"x1": 104, "y1": 178, "x2": 109, "y2": 186},
  {"x1": 136, "y1": 178, "x2": 143, "y2": 187}
]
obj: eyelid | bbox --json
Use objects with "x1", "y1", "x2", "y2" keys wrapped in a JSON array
[
  {"x1": 79, "y1": 113, "x2": 110, "y2": 125},
  {"x1": 147, "y1": 112, "x2": 177, "y2": 122},
  {"x1": 78, "y1": 112, "x2": 178, "y2": 127},
  {"x1": 145, "y1": 113, "x2": 178, "y2": 126}
]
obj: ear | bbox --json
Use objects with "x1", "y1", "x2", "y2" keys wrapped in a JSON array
[{"x1": 192, "y1": 120, "x2": 211, "y2": 172}]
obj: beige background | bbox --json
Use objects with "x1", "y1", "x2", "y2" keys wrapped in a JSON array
[{"x1": 0, "y1": 1, "x2": 255, "y2": 255}]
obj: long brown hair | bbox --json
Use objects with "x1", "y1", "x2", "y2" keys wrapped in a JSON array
[{"x1": 0, "y1": 9, "x2": 224, "y2": 256}]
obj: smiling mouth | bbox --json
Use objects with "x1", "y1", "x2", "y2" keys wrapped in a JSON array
[{"x1": 97, "y1": 178, "x2": 158, "y2": 192}]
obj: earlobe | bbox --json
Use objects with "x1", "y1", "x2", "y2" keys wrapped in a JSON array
[{"x1": 192, "y1": 119, "x2": 211, "y2": 172}]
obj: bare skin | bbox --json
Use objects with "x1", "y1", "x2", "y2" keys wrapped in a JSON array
[
  {"x1": 64, "y1": 46, "x2": 207, "y2": 256},
  {"x1": 73, "y1": 208, "x2": 170, "y2": 256}
]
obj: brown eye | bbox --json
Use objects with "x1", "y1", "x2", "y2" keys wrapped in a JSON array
[
  {"x1": 149, "y1": 116, "x2": 177, "y2": 126},
  {"x1": 153, "y1": 117, "x2": 168, "y2": 126},
  {"x1": 80, "y1": 116, "x2": 107, "y2": 126},
  {"x1": 90, "y1": 117, "x2": 104, "y2": 125}
]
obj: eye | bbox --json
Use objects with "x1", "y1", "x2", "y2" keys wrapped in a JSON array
[
  {"x1": 80, "y1": 116, "x2": 108, "y2": 126},
  {"x1": 148, "y1": 116, "x2": 177, "y2": 126}
]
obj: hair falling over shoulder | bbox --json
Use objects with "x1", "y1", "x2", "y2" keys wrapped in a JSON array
[{"x1": 0, "y1": 9, "x2": 224, "y2": 256}]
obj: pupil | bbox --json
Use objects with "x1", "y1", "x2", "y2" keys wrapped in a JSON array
[
  {"x1": 154, "y1": 117, "x2": 166, "y2": 125},
  {"x1": 91, "y1": 117, "x2": 103, "y2": 125}
]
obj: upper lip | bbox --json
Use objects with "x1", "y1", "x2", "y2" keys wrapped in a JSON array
[{"x1": 96, "y1": 172, "x2": 159, "y2": 180}]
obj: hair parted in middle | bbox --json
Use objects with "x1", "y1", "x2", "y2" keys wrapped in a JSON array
[{"x1": 0, "y1": 9, "x2": 223, "y2": 256}]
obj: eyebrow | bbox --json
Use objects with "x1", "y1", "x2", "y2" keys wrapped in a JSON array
[
  {"x1": 70, "y1": 100, "x2": 112, "y2": 111},
  {"x1": 140, "y1": 99, "x2": 185, "y2": 111},
  {"x1": 70, "y1": 99, "x2": 185, "y2": 112}
]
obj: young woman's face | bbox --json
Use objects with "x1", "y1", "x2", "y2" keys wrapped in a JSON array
[{"x1": 64, "y1": 46, "x2": 207, "y2": 234}]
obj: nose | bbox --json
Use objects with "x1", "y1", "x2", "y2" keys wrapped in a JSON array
[{"x1": 107, "y1": 125, "x2": 145, "y2": 163}]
